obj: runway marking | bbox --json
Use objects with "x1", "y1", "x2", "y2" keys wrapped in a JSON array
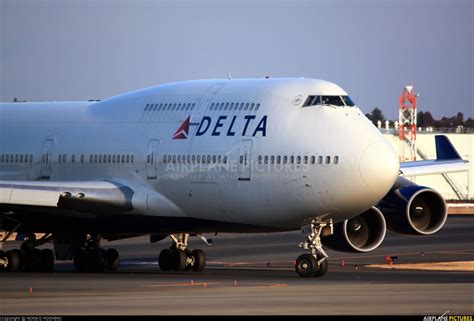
[
  {"x1": 142, "y1": 282, "x2": 221, "y2": 288},
  {"x1": 141, "y1": 281, "x2": 288, "y2": 288},
  {"x1": 366, "y1": 261, "x2": 474, "y2": 272}
]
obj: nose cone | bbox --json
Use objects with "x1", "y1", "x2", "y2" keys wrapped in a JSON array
[{"x1": 359, "y1": 141, "x2": 399, "y2": 196}]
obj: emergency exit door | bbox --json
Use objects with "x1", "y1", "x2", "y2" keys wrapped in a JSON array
[
  {"x1": 146, "y1": 139, "x2": 160, "y2": 179},
  {"x1": 238, "y1": 139, "x2": 253, "y2": 181}
]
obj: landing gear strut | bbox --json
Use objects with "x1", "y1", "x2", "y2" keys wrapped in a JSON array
[
  {"x1": 295, "y1": 220, "x2": 332, "y2": 278},
  {"x1": 73, "y1": 235, "x2": 120, "y2": 273},
  {"x1": 158, "y1": 233, "x2": 206, "y2": 272}
]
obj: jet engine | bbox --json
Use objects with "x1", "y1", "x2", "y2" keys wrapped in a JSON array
[
  {"x1": 322, "y1": 207, "x2": 386, "y2": 252},
  {"x1": 378, "y1": 177, "x2": 447, "y2": 235}
]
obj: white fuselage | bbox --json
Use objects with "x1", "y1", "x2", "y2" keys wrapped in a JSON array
[{"x1": 0, "y1": 78, "x2": 399, "y2": 232}]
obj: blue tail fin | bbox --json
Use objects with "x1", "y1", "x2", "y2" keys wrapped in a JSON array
[{"x1": 435, "y1": 135, "x2": 462, "y2": 160}]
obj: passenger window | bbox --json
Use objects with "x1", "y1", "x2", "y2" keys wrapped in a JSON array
[
  {"x1": 258, "y1": 155, "x2": 262, "y2": 164},
  {"x1": 311, "y1": 156, "x2": 315, "y2": 164},
  {"x1": 217, "y1": 155, "x2": 222, "y2": 163},
  {"x1": 283, "y1": 156, "x2": 287, "y2": 164},
  {"x1": 212, "y1": 155, "x2": 216, "y2": 163},
  {"x1": 223, "y1": 156, "x2": 227, "y2": 164},
  {"x1": 131, "y1": 155, "x2": 134, "y2": 163},
  {"x1": 94, "y1": 155, "x2": 98, "y2": 163},
  {"x1": 334, "y1": 156, "x2": 339, "y2": 164},
  {"x1": 72, "y1": 155, "x2": 75, "y2": 163},
  {"x1": 296, "y1": 156, "x2": 301, "y2": 164},
  {"x1": 290, "y1": 156, "x2": 294, "y2": 164},
  {"x1": 244, "y1": 103, "x2": 249, "y2": 110},
  {"x1": 303, "y1": 156, "x2": 308, "y2": 164},
  {"x1": 255, "y1": 103, "x2": 260, "y2": 111},
  {"x1": 126, "y1": 155, "x2": 130, "y2": 163},
  {"x1": 20, "y1": 155, "x2": 24, "y2": 163},
  {"x1": 318, "y1": 156, "x2": 323, "y2": 164},
  {"x1": 326, "y1": 156, "x2": 331, "y2": 164},
  {"x1": 197, "y1": 155, "x2": 201, "y2": 163},
  {"x1": 210, "y1": 103, "x2": 215, "y2": 110},
  {"x1": 270, "y1": 156, "x2": 275, "y2": 164},
  {"x1": 239, "y1": 103, "x2": 244, "y2": 110},
  {"x1": 191, "y1": 103, "x2": 196, "y2": 110},
  {"x1": 230, "y1": 103, "x2": 234, "y2": 110},
  {"x1": 224, "y1": 103, "x2": 229, "y2": 110},
  {"x1": 220, "y1": 103, "x2": 224, "y2": 110},
  {"x1": 250, "y1": 103, "x2": 255, "y2": 110}
]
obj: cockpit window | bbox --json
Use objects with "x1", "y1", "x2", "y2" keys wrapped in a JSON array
[
  {"x1": 341, "y1": 96, "x2": 355, "y2": 106},
  {"x1": 302, "y1": 95, "x2": 321, "y2": 107},
  {"x1": 302, "y1": 95, "x2": 356, "y2": 107},
  {"x1": 321, "y1": 96, "x2": 344, "y2": 106}
]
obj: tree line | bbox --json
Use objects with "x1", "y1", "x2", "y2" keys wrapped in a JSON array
[{"x1": 365, "y1": 107, "x2": 474, "y2": 128}]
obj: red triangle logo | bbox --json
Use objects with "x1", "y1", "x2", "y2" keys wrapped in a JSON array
[{"x1": 173, "y1": 116, "x2": 190, "y2": 139}]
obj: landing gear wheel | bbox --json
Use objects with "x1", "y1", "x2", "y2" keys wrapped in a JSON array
[
  {"x1": 39, "y1": 249, "x2": 55, "y2": 273},
  {"x1": 315, "y1": 257, "x2": 328, "y2": 277},
  {"x1": 24, "y1": 248, "x2": 42, "y2": 272},
  {"x1": 105, "y1": 248, "x2": 120, "y2": 272},
  {"x1": 6, "y1": 249, "x2": 21, "y2": 272},
  {"x1": 295, "y1": 254, "x2": 318, "y2": 278},
  {"x1": 190, "y1": 249, "x2": 206, "y2": 272},
  {"x1": 170, "y1": 249, "x2": 187, "y2": 271},
  {"x1": 0, "y1": 250, "x2": 6, "y2": 272},
  {"x1": 159, "y1": 249, "x2": 172, "y2": 271}
]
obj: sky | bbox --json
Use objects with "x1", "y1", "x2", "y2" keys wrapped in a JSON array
[{"x1": 0, "y1": 0, "x2": 472, "y2": 120}]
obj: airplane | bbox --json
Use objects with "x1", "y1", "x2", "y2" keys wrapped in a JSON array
[{"x1": 0, "y1": 78, "x2": 469, "y2": 277}]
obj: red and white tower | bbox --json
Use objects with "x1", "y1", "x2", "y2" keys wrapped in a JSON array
[{"x1": 398, "y1": 84, "x2": 418, "y2": 162}]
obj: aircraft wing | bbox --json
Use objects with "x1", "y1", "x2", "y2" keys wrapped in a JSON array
[
  {"x1": 0, "y1": 180, "x2": 135, "y2": 216},
  {"x1": 399, "y1": 135, "x2": 469, "y2": 177}
]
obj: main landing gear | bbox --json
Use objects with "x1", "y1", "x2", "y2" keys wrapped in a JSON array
[
  {"x1": 295, "y1": 220, "x2": 332, "y2": 278},
  {"x1": 0, "y1": 233, "x2": 55, "y2": 273},
  {"x1": 74, "y1": 235, "x2": 120, "y2": 273},
  {"x1": 158, "y1": 233, "x2": 206, "y2": 272}
]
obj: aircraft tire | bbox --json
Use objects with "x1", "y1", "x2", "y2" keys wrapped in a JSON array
[
  {"x1": 170, "y1": 249, "x2": 187, "y2": 271},
  {"x1": 0, "y1": 250, "x2": 6, "y2": 272},
  {"x1": 105, "y1": 248, "x2": 120, "y2": 271},
  {"x1": 39, "y1": 249, "x2": 55, "y2": 273},
  {"x1": 159, "y1": 249, "x2": 172, "y2": 271},
  {"x1": 190, "y1": 249, "x2": 206, "y2": 272},
  {"x1": 6, "y1": 249, "x2": 21, "y2": 272},
  {"x1": 295, "y1": 254, "x2": 318, "y2": 278},
  {"x1": 314, "y1": 258, "x2": 328, "y2": 277}
]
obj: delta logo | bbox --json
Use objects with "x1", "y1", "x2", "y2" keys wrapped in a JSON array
[{"x1": 173, "y1": 115, "x2": 268, "y2": 139}]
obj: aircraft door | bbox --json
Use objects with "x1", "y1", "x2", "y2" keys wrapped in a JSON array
[
  {"x1": 238, "y1": 139, "x2": 253, "y2": 181},
  {"x1": 40, "y1": 139, "x2": 54, "y2": 179},
  {"x1": 146, "y1": 139, "x2": 160, "y2": 179}
]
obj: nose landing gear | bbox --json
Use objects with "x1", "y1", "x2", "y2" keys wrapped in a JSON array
[{"x1": 295, "y1": 220, "x2": 332, "y2": 278}]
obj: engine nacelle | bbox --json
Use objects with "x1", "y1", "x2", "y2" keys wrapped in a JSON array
[
  {"x1": 322, "y1": 207, "x2": 386, "y2": 253},
  {"x1": 378, "y1": 177, "x2": 447, "y2": 235}
]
